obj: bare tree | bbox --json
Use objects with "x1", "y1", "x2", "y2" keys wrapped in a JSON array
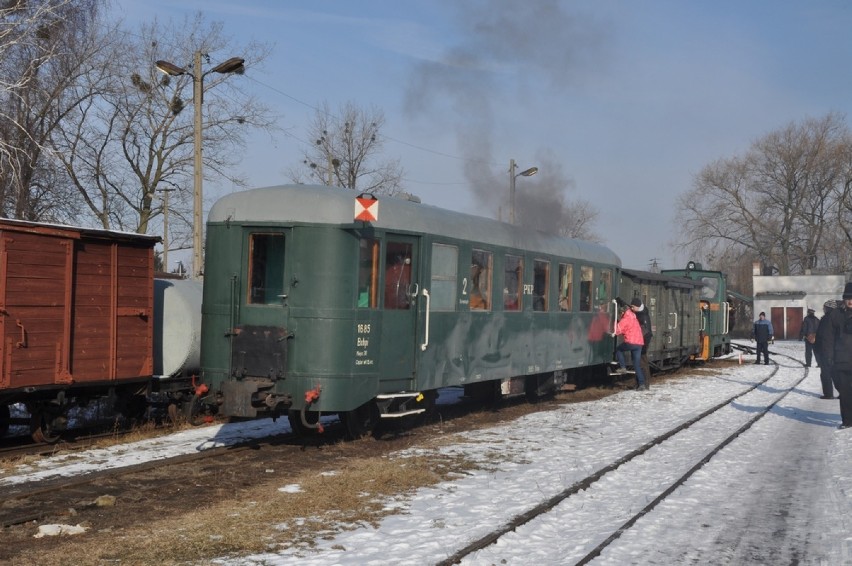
[
  {"x1": 49, "y1": 14, "x2": 276, "y2": 247},
  {"x1": 288, "y1": 101, "x2": 404, "y2": 195},
  {"x1": 674, "y1": 113, "x2": 852, "y2": 275},
  {"x1": 0, "y1": 0, "x2": 103, "y2": 222}
]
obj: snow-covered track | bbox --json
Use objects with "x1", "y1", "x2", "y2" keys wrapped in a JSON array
[{"x1": 440, "y1": 358, "x2": 809, "y2": 565}]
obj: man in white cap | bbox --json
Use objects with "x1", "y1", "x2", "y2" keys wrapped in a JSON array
[{"x1": 823, "y1": 283, "x2": 852, "y2": 429}]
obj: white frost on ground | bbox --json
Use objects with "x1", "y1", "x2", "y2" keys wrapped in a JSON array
[{"x1": 2, "y1": 341, "x2": 849, "y2": 565}]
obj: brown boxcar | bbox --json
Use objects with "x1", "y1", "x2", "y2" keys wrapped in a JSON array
[{"x1": 0, "y1": 219, "x2": 158, "y2": 441}]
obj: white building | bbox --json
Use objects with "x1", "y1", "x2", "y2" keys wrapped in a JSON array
[{"x1": 751, "y1": 262, "x2": 845, "y2": 339}]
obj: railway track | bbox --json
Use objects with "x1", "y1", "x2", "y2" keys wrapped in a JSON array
[{"x1": 438, "y1": 353, "x2": 809, "y2": 565}]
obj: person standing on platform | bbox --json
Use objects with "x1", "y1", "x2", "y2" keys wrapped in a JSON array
[
  {"x1": 823, "y1": 284, "x2": 852, "y2": 429},
  {"x1": 752, "y1": 312, "x2": 774, "y2": 365},
  {"x1": 815, "y1": 300, "x2": 838, "y2": 400},
  {"x1": 800, "y1": 307, "x2": 819, "y2": 367}
]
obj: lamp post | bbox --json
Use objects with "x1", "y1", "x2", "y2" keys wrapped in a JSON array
[
  {"x1": 509, "y1": 158, "x2": 539, "y2": 225},
  {"x1": 155, "y1": 52, "x2": 245, "y2": 279},
  {"x1": 158, "y1": 185, "x2": 177, "y2": 273}
]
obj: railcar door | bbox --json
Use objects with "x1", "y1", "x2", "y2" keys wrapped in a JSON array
[{"x1": 379, "y1": 235, "x2": 419, "y2": 390}]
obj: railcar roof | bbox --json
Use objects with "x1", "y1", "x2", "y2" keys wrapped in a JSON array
[
  {"x1": 0, "y1": 217, "x2": 160, "y2": 243},
  {"x1": 622, "y1": 268, "x2": 703, "y2": 290},
  {"x1": 209, "y1": 184, "x2": 622, "y2": 266}
]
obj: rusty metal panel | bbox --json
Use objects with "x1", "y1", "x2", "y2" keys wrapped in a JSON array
[{"x1": 0, "y1": 220, "x2": 157, "y2": 394}]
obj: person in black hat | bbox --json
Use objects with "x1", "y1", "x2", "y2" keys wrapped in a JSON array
[
  {"x1": 823, "y1": 283, "x2": 852, "y2": 429},
  {"x1": 751, "y1": 311, "x2": 774, "y2": 365},
  {"x1": 631, "y1": 297, "x2": 653, "y2": 390},
  {"x1": 800, "y1": 307, "x2": 819, "y2": 367},
  {"x1": 815, "y1": 300, "x2": 839, "y2": 399}
]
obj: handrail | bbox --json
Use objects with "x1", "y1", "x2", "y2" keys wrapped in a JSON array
[
  {"x1": 420, "y1": 289, "x2": 431, "y2": 351},
  {"x1": 722, "y1": 301, "x2": 730, "y2": 334},
  {"x1": 611, "y1": 299, "x2": 618, "y2": 334}
]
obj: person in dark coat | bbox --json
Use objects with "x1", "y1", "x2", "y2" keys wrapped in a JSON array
[
  {"x1": 814, "y1": 300, "x2": 838, "y2": 399},
  {"x1": 800, "y1": 307, "x2": 820, "y2": 367},
  {"x1": 633, "y1": 298, "x2": 653, "y2": 390},
  {"x1": 751, "y1": 312, "x2": 774, "y2": 365},
  {"x1": 822, "y1": 283, "x2": 852, "y2": 429}
]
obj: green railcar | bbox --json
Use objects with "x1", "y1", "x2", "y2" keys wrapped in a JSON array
[
  {"x1": 662, "y1": 262, "x2": 732, "y2": 359},
  {"x1": 619, "y1": 269, "x2": 704, "y2": 370},
  {"x1": 199, "y1": 185, "x2": 622, "y2": 437}
]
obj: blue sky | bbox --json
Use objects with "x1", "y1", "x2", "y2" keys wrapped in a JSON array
[{"x1": 116, "y1": 1, "x2": 852, "y2": 270}]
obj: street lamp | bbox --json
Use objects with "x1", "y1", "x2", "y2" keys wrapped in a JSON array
[
  {"x1": 158, "y1": 184, "x2": 177, "y2": 273},
  {"x1": 155, "y1": 52, "x2": 245, "y2": 279},
  {"x1": 509, "y1": 158, "x2": 538, "y2": 225}
]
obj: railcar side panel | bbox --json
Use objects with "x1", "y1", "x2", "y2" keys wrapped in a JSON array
[{"x1": 0, "y1": 221, "x2": 156, "y2": 402}]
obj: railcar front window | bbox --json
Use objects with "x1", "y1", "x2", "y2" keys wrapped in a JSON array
[
  {"x1": 504, "y1": 254, "x2": 523, "y2": 311},
  {"x1": 470, "y1": 249, "x2": 492, "y2": 311},
  {"x1": 558, "y1": 263, "x2": 573, "y2": 311},
  {"x1": 358, "y1": 238, "x2": 379, "y2": 308},
  {"x1": 248, "y1": 233, "x2": 285, "y2": 305},
  {"x1": 533, "y1": 260, "x2": 549, "y2": 311}
]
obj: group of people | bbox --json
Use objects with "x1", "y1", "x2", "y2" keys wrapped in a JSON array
[
  {"x1": 613, "y1": 297, "x2": 652, "y2": 391},
  {"x1": 754, "y1": 282, "x2": 852, "y2": 430}
]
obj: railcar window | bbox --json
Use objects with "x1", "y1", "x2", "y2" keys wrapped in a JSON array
[
  {"x1": 358, "y1": 238, "x2": 379, "y2": 308},
  {"x1": 385, "y1": 241, "x2": 414, "y2": 310},
  {"x1": 504, "y1": 254, "x2": 523, "y2": 311},
  {"x1": 598, "y1": 270, "x2": 612, "y2": 311},
  {"x1": 579, "y1": 266, "x2": 593, "y2": 312},
  {"x1": 430, "y1": 243, "x2": 457, "y2": 311},
  {"x1": 248, "y1": 233, "x2": 285, "y2": 305},
  {"x1": 699, "y1": 276, "x2": 718, "y2": 301},
  {"x1": 558, "y1": 263, "x2": 573, "y2": 311},
  {"x1": 470, "y1": 249, "x2": 492, "y2": 311},
  {"x1": 533, "y1": 260, "x2": 549, "y2": 311}
]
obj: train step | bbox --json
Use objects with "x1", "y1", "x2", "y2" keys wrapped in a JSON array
[{"x1": 376, "y1": 392, "x2": 427, "y2": 419}]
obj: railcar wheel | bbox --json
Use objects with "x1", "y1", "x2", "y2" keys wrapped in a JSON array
[
  {"x1": 30, "y1": 409, "x2": 63, "y2": 444},
  {"x1": 183, "y1": 396, "x2": 207, "y2": 426},
  {"x1": 0, "y1": 404, "x2": 9, "y2": 437},
  {"x1": 341, "y1": 400, "x2": 380, "y2": 440},
  {"x1": 287, "y1": 409, "x2": 321, "y2": 436}
]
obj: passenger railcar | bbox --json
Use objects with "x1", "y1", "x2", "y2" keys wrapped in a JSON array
[
  {"x1": 198, "y1": 184, "x2": 622, "y2": 437},
  {"x1": 0, "y1": 220, "x2": 158, "y2": 442},
  {"x1": 662, "y1": 262, "x2": 732, "y2": 359},
  {"x1": 619, "y1": 269, "x2": 704, "y2": 371}
]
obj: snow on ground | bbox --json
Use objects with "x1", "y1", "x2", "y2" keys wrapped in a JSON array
[{"x1": 2, "y1": 341, "x2": 850, "y2": 565}]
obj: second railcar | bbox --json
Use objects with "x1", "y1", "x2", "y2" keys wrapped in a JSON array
[
  {"x1": 619, "y1": 269, "x2": 703, "y2": 371},
  {"x1": 198, "y1": 184, "x2": 622, "y2": 437}
]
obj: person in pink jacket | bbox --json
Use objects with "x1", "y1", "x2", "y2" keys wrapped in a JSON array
[{"x1": 614, "y1": 297, "x2": 647, "y2": 390}]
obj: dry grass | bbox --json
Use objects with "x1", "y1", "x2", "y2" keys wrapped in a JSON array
[{"x1": 11, "y1": 442, "x2": 481, "y2": 566}]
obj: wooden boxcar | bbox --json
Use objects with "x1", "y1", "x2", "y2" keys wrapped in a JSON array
[
  {"x1": 199, "y1": 184, "x2": 622, "y2": 437},
  {"x1": 619, "y1": 268, "x2": 704, "y2": 370},
  {"x1": 0, "y1": 220, "x2": 157, "y2": 441},
  {"x1": 662, "y1": 262, "x2": 732, "y2": 359}
]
